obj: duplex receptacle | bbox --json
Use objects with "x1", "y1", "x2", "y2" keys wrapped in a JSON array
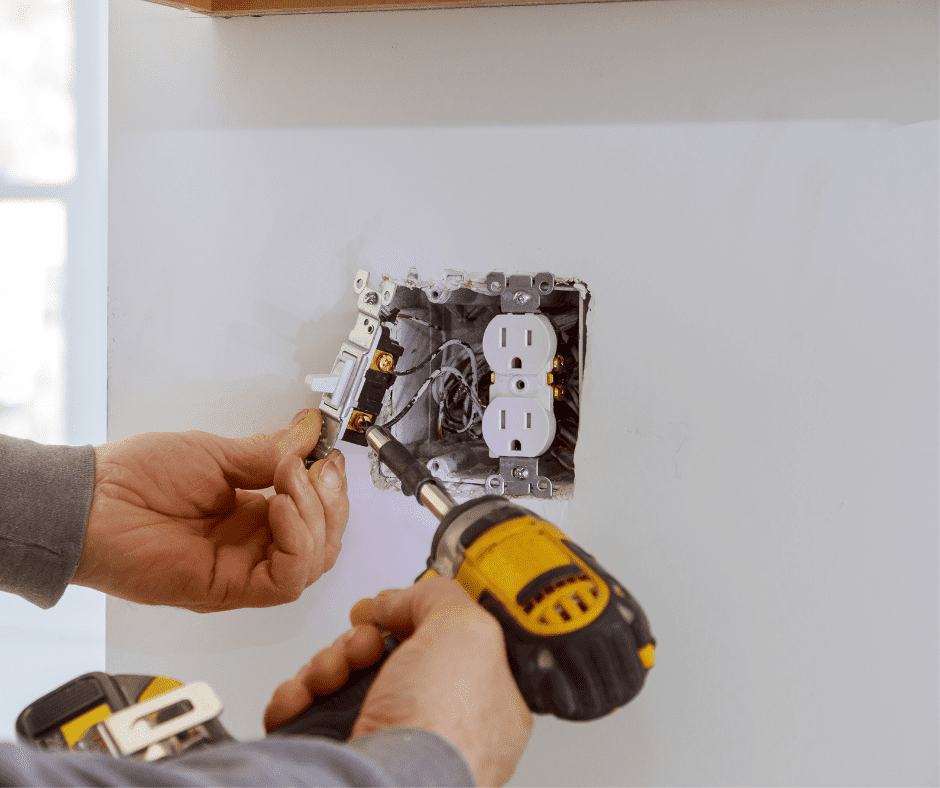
[{"x1": 482, "y1": 313, "x2": 557, "y2": 458}]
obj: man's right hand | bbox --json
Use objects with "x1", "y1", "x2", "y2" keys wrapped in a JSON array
[{"x1": 264, "y1": 577, "x2": 533, "y2": 787}]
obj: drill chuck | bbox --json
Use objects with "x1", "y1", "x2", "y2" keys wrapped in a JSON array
[{"x1": 366, "y1": 425, "x2": 456, "y2": 520}]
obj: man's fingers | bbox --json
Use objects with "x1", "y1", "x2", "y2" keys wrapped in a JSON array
[
  {"x1": 296, "y1": 639, "x2": 351, "y2": 695},
  {"x1": 305, "y1": 450, "x2": 349, "y2": 579},
  {"x1": 263, "y1": 624, "x2": 385, "y2": 733},
  {"x1": 342, "y1": 624, "x2": 386, "y2": 669},
  {"x1": 274, "y1": 453, "x2": 326, "y2": 563},
  {"x1": 294, "y1": 625, "x2": 385, "y2": 688},
  {"x1": 350, "y1": 577, "x2": 481, "y2": 636},
  {"x1": 204, "y1": 408, "x2": 323, "y2": 490},
  {"x1": 273, "y1": 448, "x2": 349, "y2": 585},
  {"x1": 264, "y1": 678, "x2": 311, "y2": 733},
  {"x1": 243, "y1": 490, "x2": 313, "y2": 605}
]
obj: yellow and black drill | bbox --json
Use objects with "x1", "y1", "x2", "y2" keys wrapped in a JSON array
[{"x1": 275, "y1": 425, "x2": 655, "y2": 739}]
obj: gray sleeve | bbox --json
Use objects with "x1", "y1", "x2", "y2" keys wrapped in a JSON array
[
  {"x1": 0, "y1": 435, "x2": 96, "y2": 608},
  {"x1": 0, "y1": 730, "x2": 475, "y2": 787}
]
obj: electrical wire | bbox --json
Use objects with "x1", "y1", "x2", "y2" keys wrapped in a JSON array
[
  {"x1": 381, "y1": 365, "x2": 483, "y2": 430},
  {"x1": 382, "y1": 315, "x2": 492, "y2": 438},
  {"x1": 396, "y1": 313, "x2": 444, "y2": 334},
  {"x1": 393, "y1": 338, "x2": 479, "y2": 385}
]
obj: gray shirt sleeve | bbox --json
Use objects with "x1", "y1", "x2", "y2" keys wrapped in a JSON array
[
  {"x1": 0, "y1": 730, "x2": 475, "y2": 787},
  {"x1": 0, "y1": 435, "x2": 95, "y2": 608}
]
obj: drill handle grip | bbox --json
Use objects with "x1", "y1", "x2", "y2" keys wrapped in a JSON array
[{"x1": 269, "y1": 636, "x2": 397, "y2": 741}]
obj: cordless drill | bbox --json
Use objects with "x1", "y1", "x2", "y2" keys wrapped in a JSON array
[{"x1": 274, "y1": 425, "x2": 655, "y2": 739}]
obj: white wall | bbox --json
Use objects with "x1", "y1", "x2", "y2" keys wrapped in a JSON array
[{"x1": 107, "y1": 1, "x2": 938, "y2": 784}]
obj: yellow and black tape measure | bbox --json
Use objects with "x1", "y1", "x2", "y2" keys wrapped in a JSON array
[{"x1": 15, "y1": 672, "x2": 231, "y2": 759}]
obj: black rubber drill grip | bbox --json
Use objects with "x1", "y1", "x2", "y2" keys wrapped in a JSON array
[{"x1": 269, "y1": 636, "x2": 398, "y2": 742}]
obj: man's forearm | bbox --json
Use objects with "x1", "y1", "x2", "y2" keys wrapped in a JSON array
[
  {"x1": 0, "y1": 730, "x2": 475, "y2": 787},
  {"x1": 0, "y1": 435, "x2": 95, "y2": 608}
]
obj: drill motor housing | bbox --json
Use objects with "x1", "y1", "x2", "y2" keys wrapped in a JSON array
[{"x1": 423, "y1": 496, "x2": 655, "y2": 721}]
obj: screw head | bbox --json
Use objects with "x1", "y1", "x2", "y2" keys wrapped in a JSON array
[
  {"x1": 377, "y1": 353, "x2": 394, "y2": 373},
  {"x1": 490, "y1": 281, "x2": 503, "y2": 292},
  {"x1": 512, "y1": 466, "x2": 529, "y2": 479},
  {"x1": 512, "y1": 291, "x2": 532, "y2": 305},
  {"x1": 364, "y1": 292, "x2": 379, "y2": 305},
  {"x1": 553, "y1": 384, "x2": 564, "y2": 399},
  {"x1": 349, "y1": 412, "x2": 372, "y2": 432}
]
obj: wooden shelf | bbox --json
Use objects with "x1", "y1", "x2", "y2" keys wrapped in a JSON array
[{"x1": 146, "y1": 0, "x2": 638, "y2": 15}]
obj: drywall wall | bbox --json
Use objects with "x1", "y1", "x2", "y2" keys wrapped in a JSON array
[{"x1": 107, "y1": 0, "x2": 939, "y2": 784}]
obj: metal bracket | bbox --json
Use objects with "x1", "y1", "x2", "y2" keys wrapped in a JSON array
[
  {"x1": 306, "y1": 269, "x2": 397, "y2": 461},
  {"x1": 486, "y1": 271, "x2": 554, "y2": 314},
  {"x1": 96, "y1": 682, "x2": 222, "y2": 760},
  {"x1": 485, "y1": 457, "x2": 553, "y2": 498}
]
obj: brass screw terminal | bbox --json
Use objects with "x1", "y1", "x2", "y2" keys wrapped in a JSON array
[
  {"x1": 374, "y1": 351, "x2": 395, "y2": 374},
  {"x1": 553, "y1": 355, "x2": 564, "y2": 372},
  {"x1": 348, "y1": 411, "x2": 373, "y2": 433},
  {"x1": 552, "y1": 384, "x2": 564, "y2": 400}
]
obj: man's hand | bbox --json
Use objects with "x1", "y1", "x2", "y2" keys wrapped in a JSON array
[
  {"x1": 264, "y1": 577, "x2": 533, "y2": 787},
  {"x1": 72, "y1": 408, "x2": 348, "y2": 612}
]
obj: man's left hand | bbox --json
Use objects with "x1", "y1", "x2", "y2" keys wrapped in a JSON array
[{"x1": 72, "y1": 408, "x2": 348, "y2": 612}]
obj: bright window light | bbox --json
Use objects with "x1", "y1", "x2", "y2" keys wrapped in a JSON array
[
  {"x1": 0, "y1": 0, "x2": 75, "y2": 185},
  {"x1": 0, "y1": 200, "x2": 66, "y2": 442},
  {"x1": 0, "y1": 0, "x2": 104, "y2": 745}
]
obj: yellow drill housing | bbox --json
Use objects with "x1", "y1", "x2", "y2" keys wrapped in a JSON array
[{"x1": 455, "y1": 515, "x2": 611, "y2": 637}]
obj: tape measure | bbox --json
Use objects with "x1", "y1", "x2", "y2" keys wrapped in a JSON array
[{"x1": 15, "y1": 672, "x2": 232, "y2": 761}]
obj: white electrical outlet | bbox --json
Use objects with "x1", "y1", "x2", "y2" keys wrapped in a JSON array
[{"x1": 482, "y1": 313, "x2": 557, "y2": 458}]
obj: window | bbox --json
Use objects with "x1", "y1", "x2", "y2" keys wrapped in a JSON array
[{"x1": 0, "y1": 0, "x2": 106, "y2": 741}]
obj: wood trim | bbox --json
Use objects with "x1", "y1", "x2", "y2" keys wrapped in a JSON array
[{"x1": 145, "y1": 0, "x2": 642, "y2": 15}]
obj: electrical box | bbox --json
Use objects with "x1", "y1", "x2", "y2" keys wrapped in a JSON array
[{"x1": 306, "y1": 269, "x2": 588, "y2": 500}]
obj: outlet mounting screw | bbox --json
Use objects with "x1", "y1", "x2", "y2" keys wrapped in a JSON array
[
  {"x1": 512, "y1": 291, "x2": 532, "y2": 306},
  {"x1": 364, "y1": 292, "x2": 379, "y2": 305},
  {"x1": 512, "y1": 466, "x2": 529, "y2": 479}
]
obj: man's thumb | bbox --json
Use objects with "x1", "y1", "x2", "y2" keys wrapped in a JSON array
[{"x1": 206, "y1": 408, "x2": 323, "y2": 489}]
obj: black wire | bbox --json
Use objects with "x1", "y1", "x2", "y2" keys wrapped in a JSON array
[
  {"x1": 392, "y1": 339, "x2": 476, "y2": 377},
  {"x1": 381, "y1": 367, "x2": 481, "y2": 430}
]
